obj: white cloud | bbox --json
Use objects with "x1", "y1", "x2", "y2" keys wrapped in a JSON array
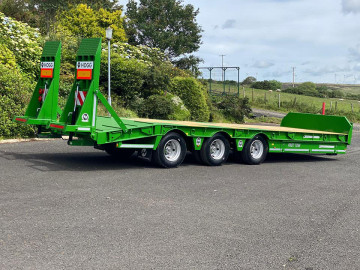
[
  {"x1": 252, "y1": 60, "x2": 274, "y2": 68},
  {"x1": 342, "y1": 0, "x2": 360, "y2": 14},
  {"x1": 301, "y1": 61, "x2": 311, "y2": 66},
  {"x1": 222, "y1": 19, "x2": 236, "y2": 29},
  {"x1": 349, "y1": 43, "x2": 360, "y2": 61},
  {"x1": 354, "y1": 63, "x2": 360, "y2": 71},
  {"x1": 303, "y1": 65, "x2": 351, "y2": 76},
  {"x1": 183, "y1": 0, "x2": 360, "y2": 82}
]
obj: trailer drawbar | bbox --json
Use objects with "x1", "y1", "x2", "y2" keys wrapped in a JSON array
[{"x1": 14, "y1": 38, "x2": 353, "y2": 168}]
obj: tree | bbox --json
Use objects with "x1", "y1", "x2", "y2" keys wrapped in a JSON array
[
  {"x1": 251, "y1": 80, "x2": 282, "y2": 90},
  {"x1": 241, "y1": 76, "x2": 256, "y2": 85},
  {"x1": 54, "y1": 4, "x2": 127, "y2": 42},
  {"x1": 297, "y1": 82, "x2": 317, "y2": 96},
  {"x1": 0, "y1": 0, "x2": 32, "y2": 23},
  {"x1": 0, "y1": 0, "x2": 120, "y2": 34},
  {"x1": 173, "y1": 55, "x2": 203, "y2": 77},
  {"x1": 125, "y1": 0, "x2": 202, "y2": 60}
]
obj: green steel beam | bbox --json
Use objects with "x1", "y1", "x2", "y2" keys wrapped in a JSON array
[{"x1": 95, "y1": 90, "x2": 128, "y2": 133}]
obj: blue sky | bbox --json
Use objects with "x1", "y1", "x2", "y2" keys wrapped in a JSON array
[{"x1": 181, "y1": 0, "x2": 360, "y2": 83}]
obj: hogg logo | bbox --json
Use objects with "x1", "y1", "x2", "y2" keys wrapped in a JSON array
[
  {"x1": 196, "y1": 137, "x2": 202, "y2": 147},
  {"x1": 77, "y1": 61, "x2": 94, "y2": 70},
  {"x1": 82, "y1": 113, "x2": 89, "y2": 122}
]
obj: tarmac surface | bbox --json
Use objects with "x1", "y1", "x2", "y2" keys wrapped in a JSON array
[{"x1": 0, "y1": 132, "x2": 359, "y2": 269}]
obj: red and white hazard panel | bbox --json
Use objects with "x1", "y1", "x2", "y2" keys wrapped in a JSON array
[
  {"x1": 75, "y1": 91, "x2": 87, "y2": 106},
  {"x1": 76, "y1": 61, "x2": 93, "y2": 80},
  {"x1": 40, "y1": 62, "x2": 54, "y2": 78}
]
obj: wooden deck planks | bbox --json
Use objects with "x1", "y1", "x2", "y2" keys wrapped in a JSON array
[{"x1": 128, "y1": 118, "x2": 345, "y2": 135}]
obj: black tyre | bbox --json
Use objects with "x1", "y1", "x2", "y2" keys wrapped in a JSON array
[
  {"x1": 103, "y1": 143, "x2": 136, "y2": 160},
  {"x1": 241, "y1": 135, "x2": 268, "y2": 165},
  {"x1": 200, "y1": 134, "x2": 230, "y2": 166},
  {"x1": 152, "y1": 132, "x2": 187, "y2": 168}
]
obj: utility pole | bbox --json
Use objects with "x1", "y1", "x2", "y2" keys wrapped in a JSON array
[
  {"x1": 292, "y1": 67, "x2": 295, "y2": 87},
  {"x1": 334, "y1": 73, "x2": 337, "y2": 84},
  {"x1": 220, "y1": 54, "x2": 226, "y2": 81}
]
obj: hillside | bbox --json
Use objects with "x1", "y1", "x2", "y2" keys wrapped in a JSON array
[{"x1": 282, "y1": 83, "x2": 360, "y2": 95}]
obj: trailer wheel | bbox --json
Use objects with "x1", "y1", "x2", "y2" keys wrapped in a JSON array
[
  {"x1": 200, "y1": 134, "x2": 230, "y2": 166},
  {"x1": 241, "y1": 135, "x2": 268, "y2": 165},
  {"x1": 103, "y1": 143, "x2": 135, "y2": 160},
  {"x1": 153, "y1": 132, "x2": 187, "y2": 168}
]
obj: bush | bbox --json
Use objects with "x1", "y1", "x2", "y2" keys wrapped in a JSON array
[
  {"x1": 97, "y1": 94, "x2": 138, "y2": 118},
  {"x1": 251, "y1": 80, "x2": 282, "y2": 90},
  {"x1": 0, "y1": 12, "x2": 42, "y2": 79},
  {"x1": 137, "y1": 94, "x2": 190, "y2": 120},
  {"x1": 329, "y1": 89, "x2": 344, "y2": 98},
  {"x1": 100, "y1": 51, "x2": 148, "y2": 105},
  {"x1": 212, "y1": 96, "x2": 252, "y2": 123},
  {"x1": 0, "y1": 64, "x2": 35, "y2": 138},
  {"x1": 169, "y1": 77, "x2": 210, "y2": 122},
  {"x1": 241, "y1": 76, "x2": 256, "y2": 85},
  {"x1": 140, "y1": 95, "x2": 173, "y2": 119},
  {"x1": 100, "y1": 44, "x2": 182, "y2": 105},
  {"x1": 297, "y1": 82, "x2": 317, "y2": 96},
  {"x1": 0, "y1": 43, "x2": 17, "y2": 68},
  {"x1": 283, "y1": 83, "x2": 342, "y2": 98},
  {"x1": 167, "y1": 94, "x2": 191, "y2": 120}
]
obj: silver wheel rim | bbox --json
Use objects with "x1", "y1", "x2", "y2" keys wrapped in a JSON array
[
  {"x1": 164, "y1": 139, "x2": 181, "y2": 162},
  {"x1": 250, "y1": 140, "x2": 264, "y2": 159},
  {"x1": 210, "y1": 139, "x2": 225, "y2": 160}
]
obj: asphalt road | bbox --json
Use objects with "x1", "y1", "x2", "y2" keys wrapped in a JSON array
[{"x1": 1, "y1": 132, "x2": 360, "y2": 270}]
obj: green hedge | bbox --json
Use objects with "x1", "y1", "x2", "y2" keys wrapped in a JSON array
[
  {"x1": 137, "y1": 94, "x2": 190, "y2": 120},
  {"x1": 212, "y1": 96, "x2": 252, "y2": 123},
  {"x1": 169, "y1": 77, "x2": 210, "y2": 122},
  {"x1": 0, "y1": 65, "x2": 35, "y2": 138}
]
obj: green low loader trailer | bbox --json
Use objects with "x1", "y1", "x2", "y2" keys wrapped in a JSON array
[{"x1": 14, "y1": 39, "x2": 353, "y2": 168}]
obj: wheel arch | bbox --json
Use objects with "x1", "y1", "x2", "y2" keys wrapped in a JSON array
[
  {"x1": 250, "y1": 132, "x2": 269, "y2": 143},
  {"x1": 164, "y1": 129, "x2": 191, "y2": 149},
  {"x1": 211, "y1": 131, "x2": 234, "y2": 145}
]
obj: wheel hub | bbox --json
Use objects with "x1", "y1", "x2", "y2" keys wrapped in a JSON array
[
  {"x1": 164, "y1": 139, "x2": 181, "y2": 162},
  {"x1": 210, "y1": 139, "x2": 225, "y2": 160},
  {"x1": 250, "y1": 140, "x2": 264, "y2": 159}
]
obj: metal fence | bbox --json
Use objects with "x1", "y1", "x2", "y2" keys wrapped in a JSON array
[{"x1": 199, "y1": 67, "x2": 240, "y2": 96}]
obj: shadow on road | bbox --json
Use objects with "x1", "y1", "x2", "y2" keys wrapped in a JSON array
[
  {"x1": 0, "y1": 150, "x2": 152, "y2": 172},
  {"x1": 264, "y1": 153, "x2": 336, "y2": 164},
  {"x1": 0, "y1": 149, "x2": 336, "y2": 172}
]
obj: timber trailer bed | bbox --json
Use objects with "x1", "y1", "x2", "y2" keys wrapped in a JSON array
[{"x1": 14, "y1": 39, "x2": 353, "y2": 168}]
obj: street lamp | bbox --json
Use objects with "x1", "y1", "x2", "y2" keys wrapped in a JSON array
[{"x1": 106, "y1": 27, "x2": 113, "y2": 106}]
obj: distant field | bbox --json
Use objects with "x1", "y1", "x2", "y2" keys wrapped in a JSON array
[
  {"x1": 208, "y1": 81, "x2": 360, "y2": 96},
  {"x1": 282, "y1": 82, "x2": 360, "y2": 95},
  {"x1": 208, "y1": 82, "x2": 360, "y2": 121}
]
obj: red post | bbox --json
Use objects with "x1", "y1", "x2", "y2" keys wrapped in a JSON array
[{"x1": 322, "y1": 102, "x2": 326, "y2": 115}]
